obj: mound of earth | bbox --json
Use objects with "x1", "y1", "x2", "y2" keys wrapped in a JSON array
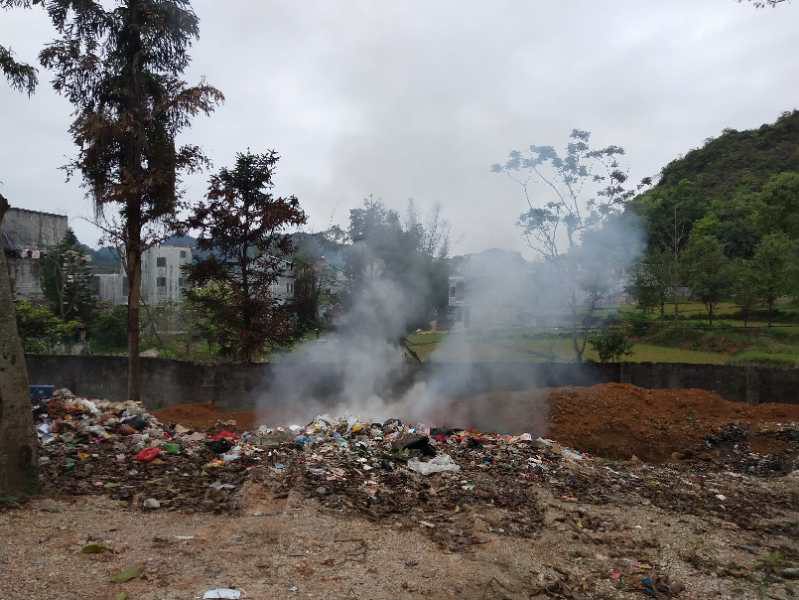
[{"x1": 546, "y1": 383, "x2": 799, "y2": 462}]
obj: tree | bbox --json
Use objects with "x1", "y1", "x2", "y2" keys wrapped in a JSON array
[
  {"x1": 730, "y1": 259, "x2": 759, "y2": 327},
  {"x1": 751, "y1": 233, "x2": 795, "y2": 326},
  {"x1": 0, "y1": 0, "x2": 39, "y2": 95},
  {"x1": 0, "y1": 194, "x2": 37, "y2": 496},
  {"x1": 628, "y1": 250, "x2": 672, "y2": 317},
  {"x1": 683, "y1": 235, "x2": 730, "y2": 326},
  {"x1": 756, "y1": 172, "x2": 799, "y2": 240},
  {"x1": 40, "y1": 229, "x2": 96, "y2": 323},
  {"x1": 590, "y1": 328, "x2": 633, "y2": 362},
  {"x1": 493, "y1": 130, "x2": 646, "y2": 362},
  {"x1": 184, "y1": 150, "x2": 307, "y2": 362},
  {"x1": 343, "y1": 197, "x2": 449, "y2": 334},
  {"x1": 39, "y1": 0, "x2": 223, "y2": 400},
  {"x1": 492, "y1": 129, "x2": 645, "y2": 259}
]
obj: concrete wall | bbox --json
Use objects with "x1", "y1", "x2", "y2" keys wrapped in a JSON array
[
  {"x1": 2, "y1": 207, "x2": 68, "y2": 300},
  {"x1": 24, "y1": 355, "x2": 799, "y2": 411}
]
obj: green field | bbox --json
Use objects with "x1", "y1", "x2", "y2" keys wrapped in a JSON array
[{"x1": 406, "y1": 300, "x2": 799, "y2": 366}]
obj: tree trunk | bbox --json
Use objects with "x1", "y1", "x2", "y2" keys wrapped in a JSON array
[
  {"x1": 126, "y1": 207, "x2": 142, "y2": 402},
  {"x1": 570, "y1": 290, "x2": 584, "y2": 364},
  {"x1": 0, "y1": 195, "x2": 38, "y2": 496}
]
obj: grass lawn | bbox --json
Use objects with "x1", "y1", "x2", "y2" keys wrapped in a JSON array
[{"x1": 405, "y1": 331, "x2": 729, "y2": 364}]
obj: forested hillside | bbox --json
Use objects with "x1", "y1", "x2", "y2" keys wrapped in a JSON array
[{"x1": 656, "y1": 110, "x2": 799, "y2": 200}]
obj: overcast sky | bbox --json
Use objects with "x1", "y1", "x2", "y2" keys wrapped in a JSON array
[{"x1": 1, "y1": 1, "x2": 797, "y2": 256}]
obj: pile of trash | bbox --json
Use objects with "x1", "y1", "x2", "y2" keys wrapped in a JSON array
[
  {"x1": 35, "y1": 388, "x2": 256, "y2": 512},
  {"x1": 33, "y1": 389, "x2": 799, "y2": 551}
]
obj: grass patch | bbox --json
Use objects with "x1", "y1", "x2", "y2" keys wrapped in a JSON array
[{"x1": 727, "y1": 351, "x2": 799, "y2": 368}]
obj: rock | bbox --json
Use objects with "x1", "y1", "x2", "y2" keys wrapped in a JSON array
[
  {"x1": 316, "y1": 486, "x2": 328, "y2": 496},
  {"x1": 143, "y1": 498, "x2": 160, "y2": 510},
  {"x1": 781, "y1": 568, "x2": 799, "y2": 579}
]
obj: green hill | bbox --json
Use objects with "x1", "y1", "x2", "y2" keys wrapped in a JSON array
[{"x1": 655, "y1": 109, "x2": 799, "y2": 200}]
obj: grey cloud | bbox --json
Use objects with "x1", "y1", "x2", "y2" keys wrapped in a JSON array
[{"x1": 1, "y1": 0, "x2": 797, "y2": 254}]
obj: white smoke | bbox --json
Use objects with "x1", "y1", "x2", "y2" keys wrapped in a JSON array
[{"x1": 258, "y1": 213, "x2": 644, "y2": 433}]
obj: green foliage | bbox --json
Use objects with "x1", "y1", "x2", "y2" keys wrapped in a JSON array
[
  {"x1": 40, "y1": 228, "x2": 96, "y2": 322},
  {"x1": 89, "y1": 305, "x2": 128, "y2": 351},
  {"x1": 625, "y1": 311, "x2": 653, "y2": 336},
  {"x1": 750, "y1": 232, "x2": 797, "y2": 325},
  {"x1": 650, "y1": 111, "x2": 799, "y2": 207},
  {"x1": 589, "y1": 328, "x2": 633, "y2": 362},
  {"x1": 631, "y1": 112, "x2": 799, "y2": 265},
  {"x1": 182, "y1": 281, "x2": 238, "y2": 358},
  {"x1": 755, "y1": 172, "x2": 799, "y2": 239},
  {"x1": 730, "y1": 259, "x2": 759, "y2": 326},
  {"x1": 727, "y1": 351, "x2": 799, "y2": 368},
  {"x1": 14, "y1": 300, "x2": 80, "y2": 353},
  {"x1": 683, "y1": 235, "x2": 730, "y2": 325}
]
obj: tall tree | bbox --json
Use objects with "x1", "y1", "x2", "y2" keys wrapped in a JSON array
[
  {"x1": 39, "y1": 0, "x2": 223, "y2": 400},
  {"x1": 0, "y1": 194, "x2": 38, "y2": 496},
  {"x1": 184, "y1": 150, "x2": 307, "y2": 362}
]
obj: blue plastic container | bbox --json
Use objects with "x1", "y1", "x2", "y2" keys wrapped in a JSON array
[{"x1": 29, "y1": 385, "x2": 54, "y2": 403}]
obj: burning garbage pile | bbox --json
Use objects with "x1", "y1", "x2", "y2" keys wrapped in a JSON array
[{"x1": 33, "y1": 388, "x2": 799, "y2": 552}]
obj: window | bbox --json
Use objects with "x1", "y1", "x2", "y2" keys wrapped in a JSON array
[
  {"x1": 156, "y1": 257, "x2": 166, "y2": 267},
  {"x1": 178, "y1": 277, "x2": 187, "y2": 288},
  {"x1": 156, "y1": 277, "x2": 167, "y2": 287},
  {"x1": 180, "y1": 250, "x2": 187, "y2": 259}
]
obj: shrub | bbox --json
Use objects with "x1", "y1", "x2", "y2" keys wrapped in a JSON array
[
  {"x1": 14, "y1": 300, "x2": 80, "y2": 353},
  {"x1": 625, "y1": 311, "x2": 652, "y2": 336},
  {"x1": 589, "y1": 328, "x2": 634, "y2": 362}
]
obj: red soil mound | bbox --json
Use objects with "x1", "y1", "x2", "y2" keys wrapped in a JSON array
[
  {"x1": 547, "y1": 383, "x2": 799, "y2": 461},
  {"x1": 152, "y1": 403, "x2": 257, "y2": 432}
]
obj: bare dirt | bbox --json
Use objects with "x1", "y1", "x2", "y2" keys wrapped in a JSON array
[{"x1": 2, "y1": 479, "x2": 798, "y2": 600}]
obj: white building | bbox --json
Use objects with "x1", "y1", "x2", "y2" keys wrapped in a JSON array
[
  {"x1": 141, "y1": 245, "x2": 191, "y2": 305},
  {"x1": 95, "y1": 244, "x2": 192, "y2": 306}
]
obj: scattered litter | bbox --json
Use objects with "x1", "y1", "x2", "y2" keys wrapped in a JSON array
[
  {"x1": 143, "y1": 498, "x2": 160, "y2": 510},
  {"x1": 202, "y1": 589, "x2": 242, "y2": 599},
  {"x1": 110, "y1": 566, "x2": 143, "y2": 584},
  {"x1": 135, "y1": 448, "x2": 162, "y2": 463},
  {"x1": 407, "y1": 453, "x2": 461, "y2": 475}
]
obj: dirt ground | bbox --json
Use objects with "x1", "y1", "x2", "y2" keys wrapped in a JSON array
[
  {"x1": 4, "y1": 384, "x2": 798, "y2": 600},
  {"x1": 2, "y1": 478, "x2": 798, "y2": 600}
]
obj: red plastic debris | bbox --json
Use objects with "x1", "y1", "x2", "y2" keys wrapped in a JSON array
[
  {"x1": 134, "y1": 447, "x2": 162, "y2": 462},
  {"x1": 208, "y1": 431, "x2": 237, "y2": 442}
]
